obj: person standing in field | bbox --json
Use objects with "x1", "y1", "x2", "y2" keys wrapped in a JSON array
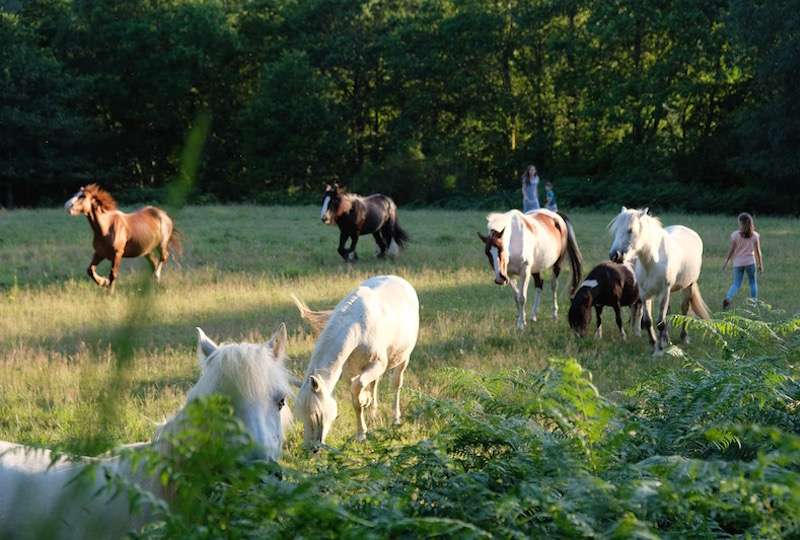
[
  {"x1": 521, "y1": 165, "x2": 540, "y2": 212},
  {"x1": 721, "y1": 212, "x2": 764, "y2": 310},
  {"x1": 544, "y1": 181, "x2": 557, "y2": 211}
]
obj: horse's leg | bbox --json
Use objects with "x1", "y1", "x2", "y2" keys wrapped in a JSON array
[
  {"x1": 515, "y1": 266, "x2": 530, "y2": 329},
  {"x1": 643, "y1": 297, "x2": 657, "y2": 346},
  {"x1": 594, "y1": 305, "x2": 603, "y2": 338},
  {"x1": 368, "y1": 375, "x2": 380, "y2": 422},
  {"x1": 530, "y1": 273, "x2": 544, "y2": 322},
  {"x1": 373, "y1": 231, "x2": 387, "y2": 258},
  {"x1": 156, "y1": 235, "x2": 170, "y2": 282},
  {"x1": 679, "y1": 288, "x2": 692, "y2": 345},
  {"x1": 633, "y1": 301, "x2": 643, "y2": 337},
  {"x1": 350, "y1": 353, "x2": 388, "y2": 440},
  {"x1": 654, "y1": 289, "x2": 672, "y2": 355},
  {"x1": 551, "y1": 265, "x2": 561, "y2": 320},
  {"x1": 146, "y1": 253, "x2": 160, "y2": 281},
  {"x1": 107, "y1": 251, "x2": 124, "y2": 293},
  {"x1": 337, "y1": 231, "x2": 349, "y2": 261},
  {"x1": 347, "y1": 234, "x2": 359, "y2": 262},
  {"x1": 87, "y1": 253, "x2": 109, "y2": 287},
  {"x1": 614, "y1": 303, "x2": 626, "y2": 340},
  {"x1": 392, "y1": 354, "x2": 410, "y2": 425}
]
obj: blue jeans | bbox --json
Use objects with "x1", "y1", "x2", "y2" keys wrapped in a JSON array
[{"x1": 726, "y1": 264, "x2": 757, "y2": 301}]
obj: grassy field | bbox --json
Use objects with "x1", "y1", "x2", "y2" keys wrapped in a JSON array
[{"x1": 0, "y1": 205, "x2": 798, "y2": 458}]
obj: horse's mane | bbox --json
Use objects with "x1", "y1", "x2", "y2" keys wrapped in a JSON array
[
  {"x1": 486, "y1": 211, "x2": 515, "y2": 233},
  {"x1": 608, "y1": 208, "x2": 662, "y2": 235},
  {"x1": 84, "y1": 183, "x2": 118, "y2": 211}
]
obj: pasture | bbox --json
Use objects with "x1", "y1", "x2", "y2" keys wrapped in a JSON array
[{"x1": 0, "y1": 205, "x2": 798, "y2": 455}]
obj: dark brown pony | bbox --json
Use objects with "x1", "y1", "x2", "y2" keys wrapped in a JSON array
[
  {"x1": 64, "y1": 184, "x2": 180, "y2": 291},
  {"x1": 320, "y1": 183, "x2": 409, "y2": 262}
]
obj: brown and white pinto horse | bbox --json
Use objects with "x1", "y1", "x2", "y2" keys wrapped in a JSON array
[
  {"x1": 478, "y1": 209, "x2": 582, "y2": 329},
  {"x1": 320, "y1": 183, "x2": 409, "y2": 262},
  {"x1": 65, "y1": 184, "x2": 180, "y2": 291}
]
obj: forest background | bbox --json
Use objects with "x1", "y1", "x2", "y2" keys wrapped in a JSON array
[{"x1": 1, "y1": 0, "x2": 797, "y2": 213}]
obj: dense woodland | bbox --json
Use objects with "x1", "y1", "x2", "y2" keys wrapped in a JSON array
[{"x1": 1, "y1": 0, "x2": 798, "y2": 212}]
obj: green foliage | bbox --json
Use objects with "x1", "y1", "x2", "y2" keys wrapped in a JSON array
[
  {"x1": 3, "y1": 0, "x2": 799, "y2": 211},
  {"x1": 122, "y1": 312, "x2": 800, "y2": 538}
]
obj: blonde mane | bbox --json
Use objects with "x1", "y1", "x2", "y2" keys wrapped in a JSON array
[{"x1": 83, "y1": 183, "x2": 118, "y2": 211}]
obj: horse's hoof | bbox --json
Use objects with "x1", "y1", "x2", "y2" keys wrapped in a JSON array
[{"x1": 356, "y1": 433, "x2": 367, "y2": 442}]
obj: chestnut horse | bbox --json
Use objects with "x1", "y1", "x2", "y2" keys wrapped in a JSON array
[{"x1": 64, "y1": 184, "x2": 180, "y2": 291}]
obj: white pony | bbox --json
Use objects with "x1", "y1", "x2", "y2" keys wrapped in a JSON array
[
  {"x1": 478, "y1": 209, "x2": 583, "y2": 329},
  {"x1": 293, "y1": 275, "x2": 419, "y2": 445},
  {"x1": 0, "y1": 326, "x2": 293, "y2": 539},
  {"x1": 609, "y1": 207, "x2": 710, "y2": 355}
]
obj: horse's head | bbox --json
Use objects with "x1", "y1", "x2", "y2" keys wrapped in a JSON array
[
  {"x1": 64, "y1": 184, "x2": 117, "y2": 216},
  {"x1": 477, "y1": 227, "x2": 508, "y2": 285},
  {"x1": 320, "y1": 183, "x2": 343, "y2": 225},
  {"x1": 295, "y1": 373, "x2": 338, "y2": 448},
  {"x1": 568, "y1": 284, "x2": 595, "y2": 337},
  {"x1": 188, "y1": 325, "x2": 294, "y2": 461},
  {"x1": 608, "y1": 206, "x2": 652, "y2": 263}
]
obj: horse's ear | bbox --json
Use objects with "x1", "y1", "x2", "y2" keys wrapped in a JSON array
[
  {"x1": 309, "y1": 374, "x2": 326, "y2": 394},
  {"x1": 640, "y1": 207, "x2": 649, "y2": 216},
  {"x1": 266, "y1": 323, "x2": 288, "y2": 361},
  {"x1": 196, "y1": 327, "x2": 218, "y2": 366},
  {"x1": 477, "y1": 231, "x2": 488, "y2": 243},
  {"x1": 498, "y1": 228, "x2": 505, "y2": 237},
  {"x1": 621, "y1": 206, "x2": 627, "y2": 212}
]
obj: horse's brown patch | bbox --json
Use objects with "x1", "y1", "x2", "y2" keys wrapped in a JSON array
[{"x1": 531, "y1": 213, "x2": 562, "y2": 241}]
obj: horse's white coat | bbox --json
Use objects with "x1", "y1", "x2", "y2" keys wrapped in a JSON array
[
  {"x1": 320, "y1": 195, "x2": 331, "y2": 220},
  {"x1": 485, "y1": 209, "x2": 568, "y2": 328},
  {"x1": 609, "y1": 207, "x2": 710, "y2": 355},
  {"x1": 0, "y1": 327, "x2": 293, "y2": 539},
  {"x1": 294, "y1": 275, "x2": 419, "y2": 444},
  {"x1": 578, "y1": 279, "x2": 599, "y2": 289}
]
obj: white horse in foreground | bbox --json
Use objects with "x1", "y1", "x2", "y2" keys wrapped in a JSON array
[
  {"x1": 293, "y1": 275, "x2": 419, "y2": 445},
  {"x1": 478, "y1": 209, "x2": 583, "y2": 329},
  {"x1": 0, "y1": 326, "x2": 293, "y2": 539},
  {"x1": 609, "y1": 207, "x2": 710, "y2": 355}
]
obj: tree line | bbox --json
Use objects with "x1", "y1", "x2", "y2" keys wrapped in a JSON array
[{"x1": 1, "y1": 0, "x2": 797, "y2": 213}]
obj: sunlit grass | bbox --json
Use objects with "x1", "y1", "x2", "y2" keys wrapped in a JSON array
[{"x1": 0, "y1": 205, "x2": 798, "y2": 458}]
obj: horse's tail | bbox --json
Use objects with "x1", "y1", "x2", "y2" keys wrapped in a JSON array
[
  {"x1": 557, "y1": 211, "x2": 583, "y2": 295},
  {"x1": 290, "y1": 294, "x2": 333, "y2": 335},
  {"x1": 689, "y1": 282, "x2": 711, "y2": 320},
  {"x1": 387, "y1": 200, "x2": 410, "y2": 256},
  {"x1": 168, "y1": 227, "x2": 184, "y2": 260}
]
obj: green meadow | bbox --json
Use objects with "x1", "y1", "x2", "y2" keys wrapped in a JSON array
[{"x1": 1, "y1": 205, "x2": 797, "y2": 455}]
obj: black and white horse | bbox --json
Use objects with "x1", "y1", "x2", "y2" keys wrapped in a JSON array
[
  {"x1": 320, "y1": 184, "x2": 409, "y2": 262},
  {"x1": 568, "y1": 260, "x2": 647, "y2": 339}
]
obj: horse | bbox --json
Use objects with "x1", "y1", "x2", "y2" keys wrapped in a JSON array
[
  {"x1": 477, "y1": 209, "x2": 583, "y2": 329},
  {"x1": 320, "y1": 183, "x2": 409, "y2": 262},
  {"x1": 0, "y1": 325, "x2": 293, "y2": 539},
  {"x1": 292, "y1": 275, "x2": 419, "y2": 445},
  {"x1": 568, "y1": 260, "x2": 646, "y2": 339},
  {"x1": 64, "y1": 184, "x2": 181, "y2": 292},
  {"x1": 608, "y1": 207, "x2": 711, "y2": 355}
]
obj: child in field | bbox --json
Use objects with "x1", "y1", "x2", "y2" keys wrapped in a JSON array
[
  {"x1": 721, "y1": 212, "x2": 763, "y2": 309},
  {"x1": 544, "y1": 181, "x2": 557, "y2": 211}
]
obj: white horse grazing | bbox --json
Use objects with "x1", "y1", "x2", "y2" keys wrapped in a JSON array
[
  {"x1": 293, "y1": 275, "x2": 419, "y2": 445},
  {"x1": 478, "y1": 209, "x2": 583, "y2": 329},
  {"x1": 609, "y1": 207, "x2": 711, "y2": 355},
  {"x1": 0, "y1": 326, "x2": 293, "y2": 540}
]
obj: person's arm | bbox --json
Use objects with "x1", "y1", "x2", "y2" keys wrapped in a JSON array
[
  {"x1": 521, "y1": 180, "x2": 528, "y2": 201},
  {"x1": 755, "y1": 236, "x2": 764, "y2": 272},
  {"x1": 722, "y1": 239, "x2": 735, "y2": 270}
]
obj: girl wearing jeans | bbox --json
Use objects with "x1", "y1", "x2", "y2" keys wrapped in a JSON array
[{"x1": 722, "y1": 213, "x2": 764, "y2": 309}]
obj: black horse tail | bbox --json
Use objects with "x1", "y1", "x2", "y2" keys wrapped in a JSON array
[
  {"x1": 387, "y1": 200, "x2": 410, "y2": 255},
  {"x1": 557, "y1": 211, "x2": 583, "y2": 295}
]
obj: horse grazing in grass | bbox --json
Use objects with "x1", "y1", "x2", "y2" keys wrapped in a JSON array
[
  {"x1": 478, "y1": 209, "x2": 583, "y2": 329},
  {"x1": 609, "y1": 207, "x2": 710, "y2": 355},
  {"x1": 293, "y1": 275, "x2": 419, "y2": 445},
  {"x1": 320, "y1": 183, "x2": 409, "y2": 262},
  {"x1": 568, "y1": 260, "x2": 646, "y2": 339},
  {"x1": 65, "y1": 184, "x2": 180, "y2": 291},
  {"x1": 0, "y1": 326, "x2": 293, "y2": 539}
]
